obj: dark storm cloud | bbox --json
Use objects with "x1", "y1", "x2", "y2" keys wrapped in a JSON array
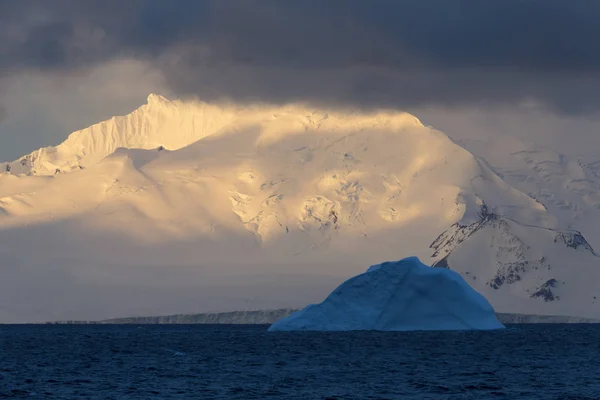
[{"x1": 2, "y1": 0, "x2": 600, "y2": 113}]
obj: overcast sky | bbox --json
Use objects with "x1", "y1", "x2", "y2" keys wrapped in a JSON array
[{"x1": 2, "y1": 0, "x2": 600, "y2": 161}]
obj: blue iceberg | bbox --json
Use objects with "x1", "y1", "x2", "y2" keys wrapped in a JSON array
[{"x1": 269, "y1": 257, "x2": 505, "y2": 331}]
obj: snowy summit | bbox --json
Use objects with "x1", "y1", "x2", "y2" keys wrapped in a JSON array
[{"x1": 268, "y1": 257, "x2": 505, "y2": 331}]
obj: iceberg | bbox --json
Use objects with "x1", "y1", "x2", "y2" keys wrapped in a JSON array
[{"x1": 268, "y1": 257, "x2": 505, "y2": 331}]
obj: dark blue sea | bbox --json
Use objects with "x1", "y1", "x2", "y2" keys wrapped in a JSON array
[{"x1": 1, "y1": 324, "x2": 600, "y2": 399}]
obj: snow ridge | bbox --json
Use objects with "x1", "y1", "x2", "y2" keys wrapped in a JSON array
[{"x1": 2, "y1": 94, "x2": 240, "y2": 175}]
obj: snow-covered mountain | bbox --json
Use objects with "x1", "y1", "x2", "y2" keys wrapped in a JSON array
[
  {"x1": 1, "y1": 94, "x2": 598, "y2": 322},
  {"x1": 430, "y1": 205, "x2": 600, "y2": 316}
]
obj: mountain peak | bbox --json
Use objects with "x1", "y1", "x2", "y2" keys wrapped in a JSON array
[
  {"x1": 2, "y1": 95, "x2": 239, "y2": 175},
  {"x1": 2, "y1": 96, "x2": 427, "y2": 177},
  {"x1": 146, "y1": 93, "x2": 170, "y2": 106}
]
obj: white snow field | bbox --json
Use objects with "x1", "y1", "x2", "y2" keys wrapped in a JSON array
[
  {"x1": 0, "y1": 95, "x2": 599, "y2": 322},
  {"x1": 268, "y1": 257, "x2": 505, "y2": 331}
]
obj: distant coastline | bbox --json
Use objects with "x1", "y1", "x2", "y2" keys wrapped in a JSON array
[{"x1": 39, "y1": 309, "x2": 600, "y2": 325}]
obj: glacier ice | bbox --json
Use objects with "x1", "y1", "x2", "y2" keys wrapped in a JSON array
[{"x1": 268, "y1": 257, "x2": 505, "y2": 331}]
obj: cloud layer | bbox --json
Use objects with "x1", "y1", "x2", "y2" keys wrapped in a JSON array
[{"x1": 2, "y1": 1, "x2": 600, "y2": 113}]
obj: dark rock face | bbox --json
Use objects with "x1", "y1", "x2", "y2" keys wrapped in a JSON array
[
  {"x1": 432, "y1": 256, "x2": 450, "y2": 269},
  {"x1": 329, "y1": 210, "x2": 338, "y2": 224},
  {"x1": 477, "y1": 204, "x2": 498, "y2": 224},
  {"x1": 487, "y1": 262, "x2": 528, "y2": 290},
  {"x1": 429, "y1": 209, "x2": 491, "y2": 259},
  {"x1": 530, "y1": 279, "x2": 559, "y2": 302},
  {"x1": 554, "y1": 232, "x2": 597, "y2": 255}
]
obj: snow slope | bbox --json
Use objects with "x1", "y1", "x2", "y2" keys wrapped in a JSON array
[
  {"x1": 0, "y1": 95, "x2": 598, "y2": 322},
  {"x1": 268, "y1": 257, "x2": 504, "y2": 331}
]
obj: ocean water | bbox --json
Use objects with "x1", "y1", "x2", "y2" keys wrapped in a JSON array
[{"x1": 1, "y1": 324, "x2": 599, "y2": 399}]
